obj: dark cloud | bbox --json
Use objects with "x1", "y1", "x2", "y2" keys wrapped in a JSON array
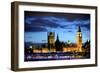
[
  {"x1": 25, "y1": 11, "x2": 90, "y2": 21},
  {"x1": 25, "y1": 24, "x2": 47, "y2": 32},
  {"x1": 81, "y1": 24, "x2": 90, "y2": 30},
  {"x1": 25, "y1": 18, "x2": 61, "y2": 32},
  {"x1": 24, "y1": 11, "x2": 90, "y2": 32},
  {"x1": 67, "y1": 30, "x2": 73, "y2": 32},
  {"x1": 30, "y1": 18, "x2": 60, "y2": 28},
  {"x1": 66, "y1": 14, "x2": 90, "y2": 21}
]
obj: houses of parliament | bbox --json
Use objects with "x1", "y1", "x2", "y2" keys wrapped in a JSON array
[{"x1": 32, "y1": 26, "x2": 83, "y2": 53}]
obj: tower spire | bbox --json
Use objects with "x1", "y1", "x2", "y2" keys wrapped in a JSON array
[
  {"x1": 56, "y1": 34, "x2": 60, "y2": 42},
  {"x1": 78, "y1": 26, "x2": 81, "y2": 32},
  {"x1": 57, "y1": 34, "x2": 59, "y2": 40}
]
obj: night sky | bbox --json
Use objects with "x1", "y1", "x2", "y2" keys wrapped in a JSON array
[{"x1": 24, "y1": 11, "x2": 90, "y2": 43}]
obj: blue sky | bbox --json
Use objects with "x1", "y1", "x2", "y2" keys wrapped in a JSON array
[{"x1": 24, "y1": 11, "x2": 90, "y2": 43}]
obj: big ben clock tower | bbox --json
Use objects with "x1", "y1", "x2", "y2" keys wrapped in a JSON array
[{"x1": 77, "y1": 26, "x2": 82, "y2": 52}]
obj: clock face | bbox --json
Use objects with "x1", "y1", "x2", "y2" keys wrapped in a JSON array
[{"x1": 79, "y1": 34, "x2": 81, "y2": 37}]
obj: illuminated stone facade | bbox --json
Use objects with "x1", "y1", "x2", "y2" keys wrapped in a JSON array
[
  {"x1": 32, "y1": 26, "x2": 83, "y2": 53},
  {"x1": 63, "y1": 26, "x2": 82, "y2": 52}
]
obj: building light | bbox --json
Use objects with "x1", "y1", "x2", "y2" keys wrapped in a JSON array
[
  {"x1": 68, "y1": 40, "x2": 71, "y2": 44},
  {"x1": 29, "y1": 45, "x2": 32, "y2": 49}
]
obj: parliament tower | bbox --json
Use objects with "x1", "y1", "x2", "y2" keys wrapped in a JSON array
[
  {"x1": 48, "y1": 32, "x2": 55, "y2": 50},
  {"x1": 77, "y1": 26, "x2": 82, "y2": 52}
]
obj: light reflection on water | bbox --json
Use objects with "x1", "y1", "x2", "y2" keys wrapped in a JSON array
[{"x1": 25, "y1": 53, "x2": 84, "y2": 61}]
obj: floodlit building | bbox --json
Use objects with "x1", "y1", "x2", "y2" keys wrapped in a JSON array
[
  {"x1": 63, "y1": 26, "x2": 82, "y2": 52},
  {"x1": 32, "y1": 26, "x2": 83, "y2": 53}
]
